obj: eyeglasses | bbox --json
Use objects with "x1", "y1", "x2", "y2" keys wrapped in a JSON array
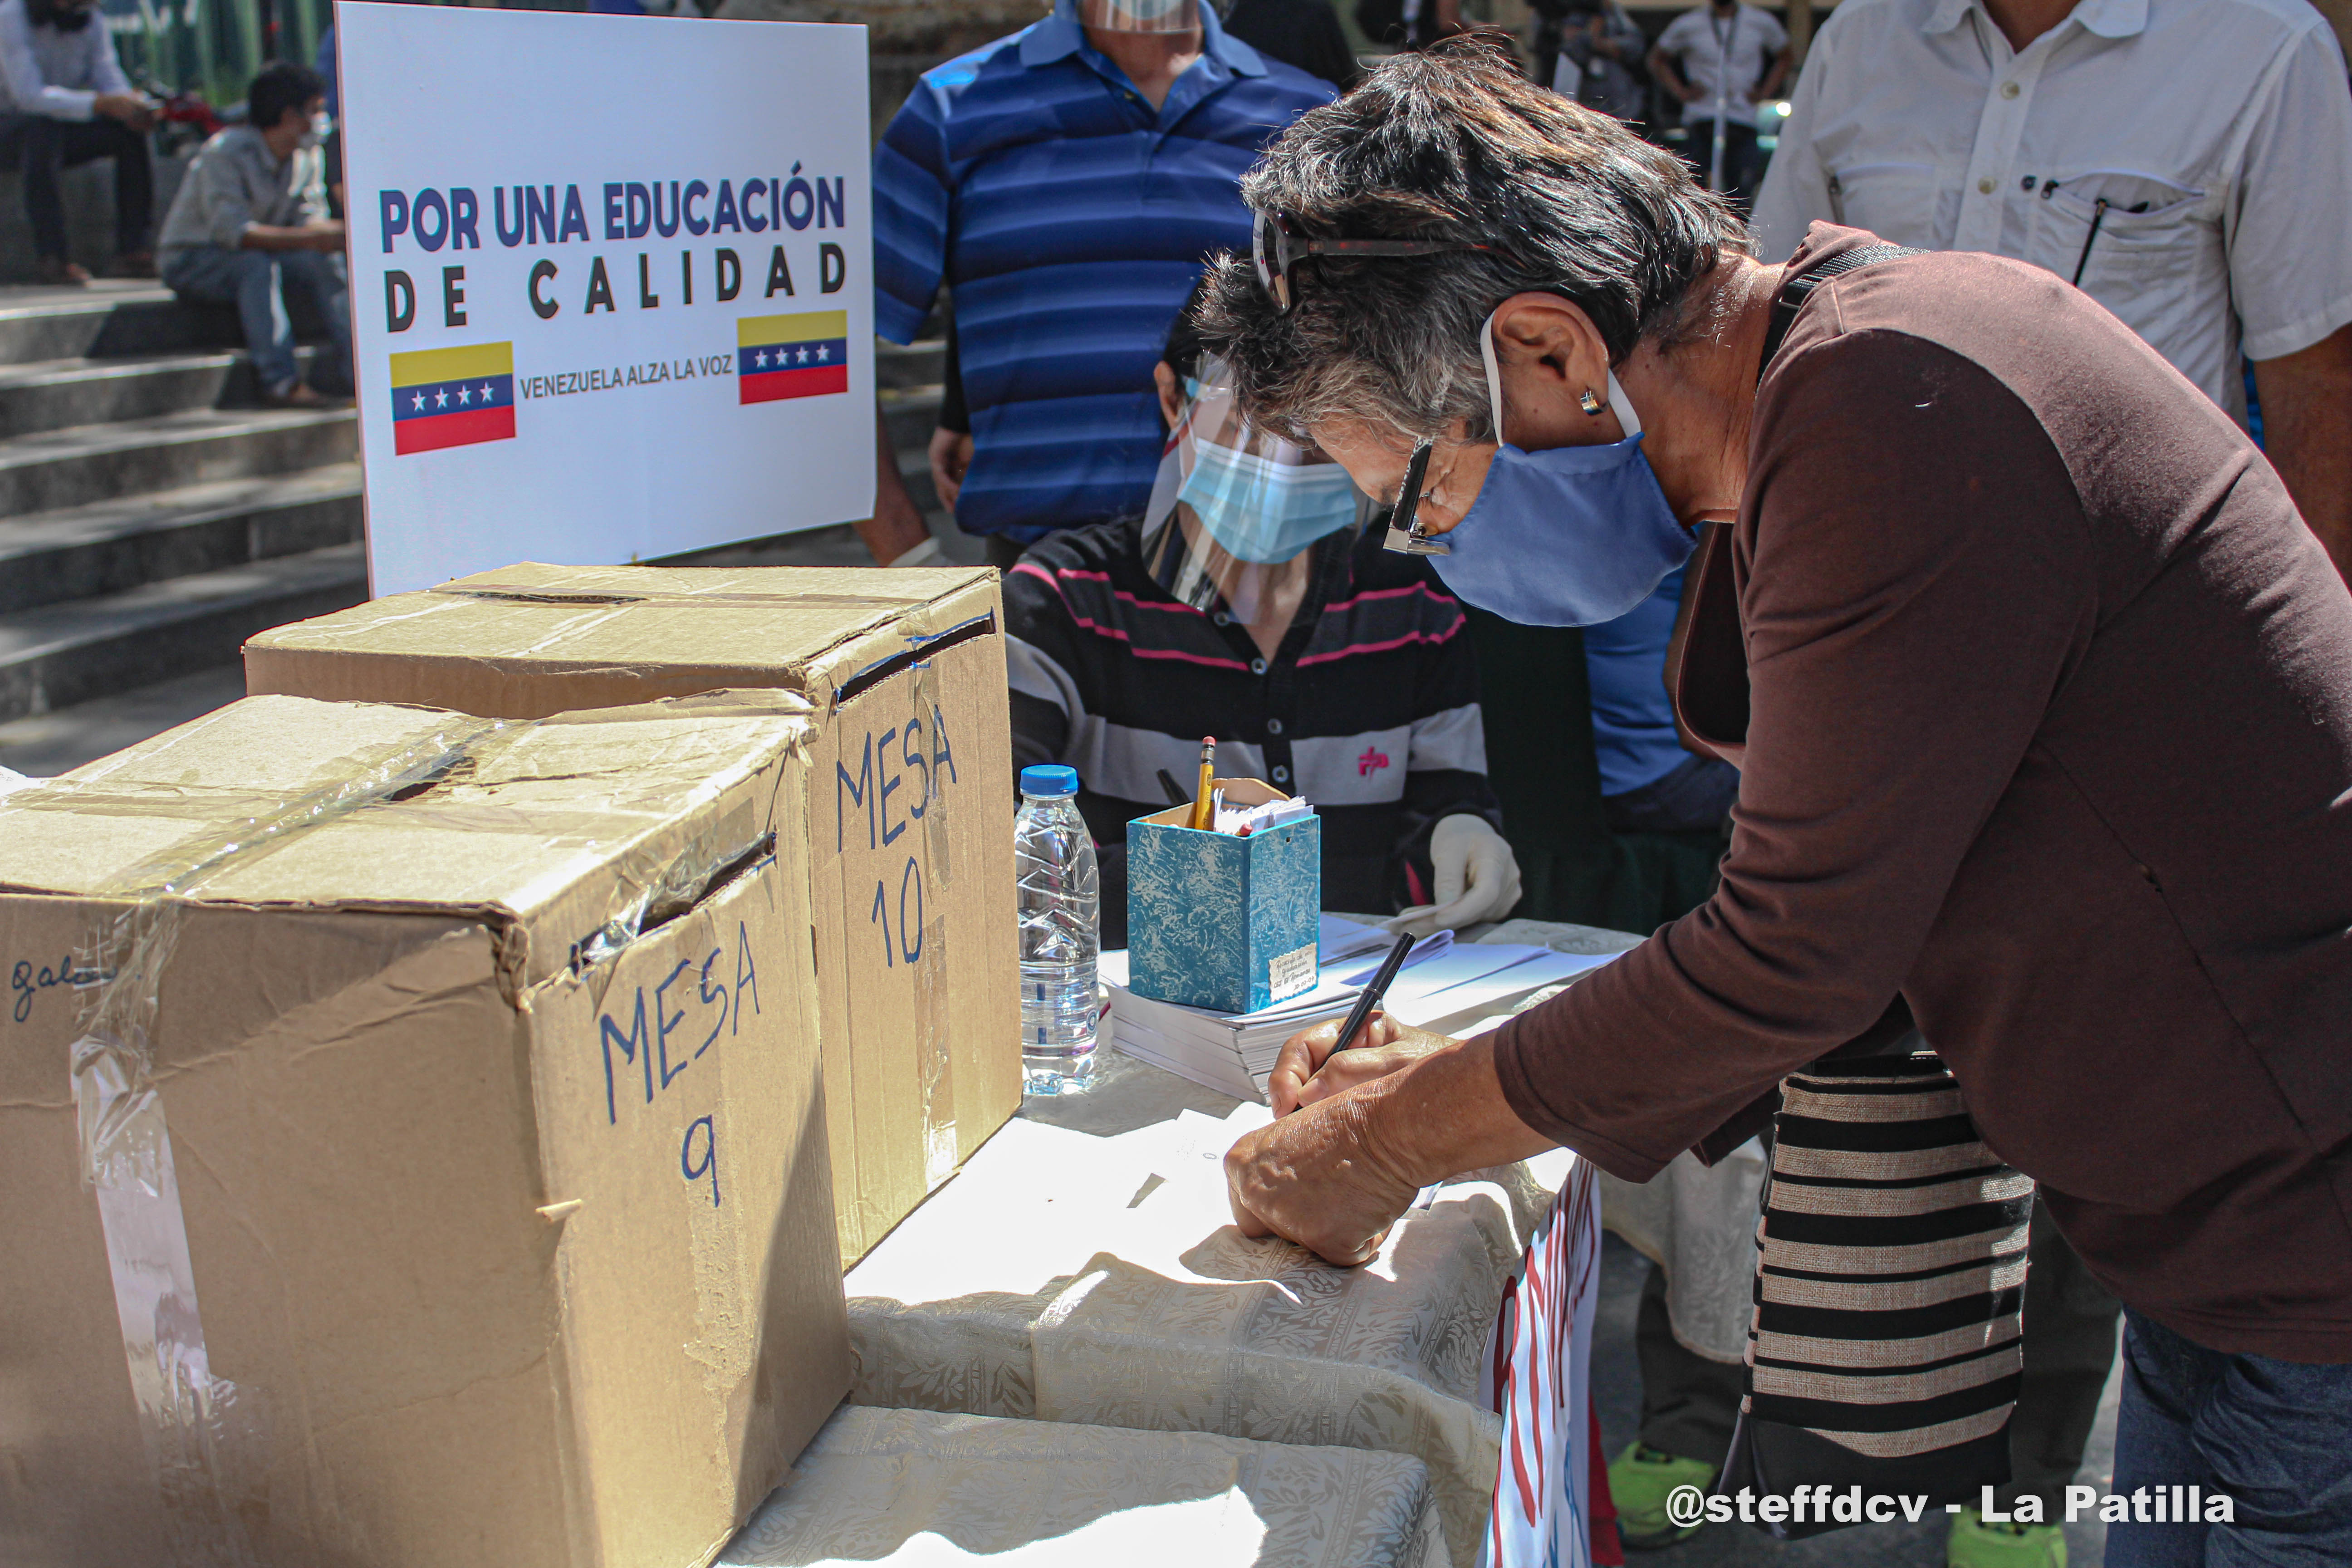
[
  {"x1": 1382, "y1": 439, "x2": 1449, "y2": 556},
  {"x1": 1252, "y1": 210, "x2": 1503, "y2": 316}
]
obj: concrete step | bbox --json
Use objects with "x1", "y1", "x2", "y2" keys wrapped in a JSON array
[
  {"x1": 0, "y1": 406, "x2": 355, "y2": 516},
  {"x1": 0, "y1": 541, "x2": 366, "y2": 722},
  {"x1": 0, "y1": 282, "x2": 232, "y2": 364},
  {"x1": 0, "y1": 463, "x2": 362, "y2": 615},
  {"x1": 0, "y1": 346, "x2": 325, "y2": 439},
  {"x1": 0, "y1": 662, "x2": 245, "y2": 777},
  {"x1": 0, "y1": 280, "x2": 339, "y2": 366},
  {"x1": 880, "y1": 382, "x2": 944, "y2": 454},
  {"x1": 876, "y1": 336, "x2": 945, "y2": 391}
]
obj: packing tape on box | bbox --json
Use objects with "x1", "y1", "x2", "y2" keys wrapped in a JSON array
[
  {"x1": 444, "y1": 583, "x2": 944, "y2": 610},
  {"x1": 906, "y1": 639, "x2": 959, "y2": 1191},
  {"x1": 264, "y1": 580, "x2": 951, "y2": 661},
  {"x1": 66, "y1": 715, "x2": 502, "y2": 1566},
  {"x1": 44, "y1": 696, "x2": 809, "y2": 1561}
]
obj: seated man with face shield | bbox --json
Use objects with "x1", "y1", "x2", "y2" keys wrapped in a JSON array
[{"x1": 1004, "y1": 304, "x2": 1519, "y2": 947}]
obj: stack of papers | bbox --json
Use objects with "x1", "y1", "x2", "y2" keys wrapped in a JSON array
[
  {"x1": 1212, "y1": 795, "x2": 1315, "y2": 836},
  {"x1": 1103, "y1": 916, "x2": 1617, "y2": 1101}
]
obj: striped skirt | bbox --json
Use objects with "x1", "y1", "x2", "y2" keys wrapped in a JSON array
[{"x1": 1720, "y1": 1052, "x2": 2034, "y2": 1533}]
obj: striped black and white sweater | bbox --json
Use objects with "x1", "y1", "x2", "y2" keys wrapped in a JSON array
[{"x1": 1004, "y1": 515, "x2": 1503, "y2": 938}]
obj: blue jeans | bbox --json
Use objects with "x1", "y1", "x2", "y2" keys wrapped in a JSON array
[
  {"x1": 2107, "y1": 1311, "x2": 2352, "y2": 1566},
  {"x1": 161, "y1": 245, "x2": 351, "y2": 396}
]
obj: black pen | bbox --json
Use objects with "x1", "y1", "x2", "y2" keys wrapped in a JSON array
[
  {"x1": 1329, "y1": 930, "x2": 1416, "y2": 1059},
  {"x1": 1157, "y1": 768, "x2": 1190, "y2": 808}
]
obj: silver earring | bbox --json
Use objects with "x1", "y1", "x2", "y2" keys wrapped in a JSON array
[{"x1": 1578, "y1": 388, "x2": 1604, "y2": 416}]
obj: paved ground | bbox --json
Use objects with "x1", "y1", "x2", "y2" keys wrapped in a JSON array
[{"x1": 1591, "y1": 1234, "x2": 2121, "y2": 1567}]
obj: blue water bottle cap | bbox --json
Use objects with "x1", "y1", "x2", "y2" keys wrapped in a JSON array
[{"x1": 1020, "y1": 764, "x2": 1079, "y2": 798}]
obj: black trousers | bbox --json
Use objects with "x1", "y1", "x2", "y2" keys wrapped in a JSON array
[
  {"x1": 1635, "y1": 1196, "x2": 2121, "y2": 1512},
  {"x1": 1, "y1": 113, "x2": 152, "y2": 260},
  {"x1": 1676, "y1": 118, "x2": 1762, "y2": 209}
]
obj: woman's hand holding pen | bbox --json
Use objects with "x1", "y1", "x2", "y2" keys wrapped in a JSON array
[
  {"x1": 1223, "y1": 1085, "x2": 1421, "y2": 1266},
  {"x1": 1266, "y1": 1010, "x2": 1452, "y2": 1116},
  {"x1": 1225, "y1": 1032, "x2": 1560, "y2": 1268}
]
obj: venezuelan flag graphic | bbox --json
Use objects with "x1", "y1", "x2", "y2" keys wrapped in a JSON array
[
  {"x1": 390, "y1": 342, "x2": 516, "y2": 455},
  {"x1": 739, "y1": 310, "x2": 848, "y2": 405}
]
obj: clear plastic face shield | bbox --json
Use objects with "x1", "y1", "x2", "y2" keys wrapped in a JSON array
[
  {"x1": 1077, "y1": 0, "x2": 1198, "y2": 33},
  {"x1": 1141, "y1": 353, "x2": 1364, "y2": 647}
]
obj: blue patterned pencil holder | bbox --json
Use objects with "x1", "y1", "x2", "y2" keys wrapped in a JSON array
[{"x1": 1127, "y1": 779, "x2": 1322, "y2": 1014}]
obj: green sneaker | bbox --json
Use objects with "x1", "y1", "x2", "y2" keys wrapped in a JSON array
[
  {"x1": 1606, "y1": 1443, "x2": 1715, "y2": 1549},
  {"x1": 1948, "y1": 1507, "x2": 2068, "y2": 1568}
]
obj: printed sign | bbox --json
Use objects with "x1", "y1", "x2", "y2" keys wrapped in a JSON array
[{"x1": 336, "y1": 2, "x2": 875, "y2": 595}]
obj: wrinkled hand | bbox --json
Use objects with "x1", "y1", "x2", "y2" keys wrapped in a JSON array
[
  {"x1": 1225, "y1": 1089, "x2": 1421, "y2": 1266},
  {"x1": 1266, "y1": 1009, "x2": 1452, "y2": 1117},
  {"x1": 1388, "y1": 814, "x2": 1522, "y2": 938},
  {"x1": 929, "y1": 427, "x2": 973, "y2": 511}
]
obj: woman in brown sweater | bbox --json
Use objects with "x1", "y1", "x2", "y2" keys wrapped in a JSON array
[{"x1": 1204, "y1": 45, "x2": 2352, "y2": 1565}]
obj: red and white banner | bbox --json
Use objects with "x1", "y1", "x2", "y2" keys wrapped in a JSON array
[{"x1": 1480, "y1": 1159, "x2": 1608, "y2": 1568}]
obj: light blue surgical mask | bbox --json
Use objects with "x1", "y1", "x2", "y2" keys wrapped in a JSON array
[
  {"x1": 1422, "y1": 312, "x2": 1694, "y2": 627},
  {"x1": 1178, "y1": 436, "x2": 1361, "y2": 564}
]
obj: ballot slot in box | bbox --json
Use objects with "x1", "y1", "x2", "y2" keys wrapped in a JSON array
[{"x1": 244, "y1": 562, "x2": 1021, "y2": 1268}]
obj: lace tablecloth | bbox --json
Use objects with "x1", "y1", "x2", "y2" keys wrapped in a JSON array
[
  {"x1": 717, "y1": 1406, "x2": 1444, "y2": 1567},
  {"x1": 844, "y1": 1071, "x2": 1558, "y2": 1568}
]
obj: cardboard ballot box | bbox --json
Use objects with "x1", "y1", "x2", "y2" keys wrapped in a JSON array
[
  {"x1": 244, "y1": 563, "x2": 1019, "y2": 1266},
  {"x1": 1127, "y1": 779, "x2": 1322, "y2": 1014},
  {"x1": 0, "y1": 693, "x2": 850, "y2": 1568}
]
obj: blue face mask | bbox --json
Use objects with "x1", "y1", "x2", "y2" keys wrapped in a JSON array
[
  {"x1": 1179, "y1": 430, "x2": 1361, "y2": 565},
  {"x1": 1424, "y1": 317, "x2": 1693, "y2": 627}
]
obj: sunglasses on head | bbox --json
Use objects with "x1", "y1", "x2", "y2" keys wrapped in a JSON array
[{"x1": 1251, "y1": 210, "x2": 1503, "y2": 316}]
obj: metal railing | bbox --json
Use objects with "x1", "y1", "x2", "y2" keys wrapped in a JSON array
[{"x1": 101, "y1": 0, "x2": 587, "y2": 113}]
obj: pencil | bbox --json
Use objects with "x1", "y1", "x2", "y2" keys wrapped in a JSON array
[
  {"x1": 1190, "y1": 737, "x2": 1216, "y2": 830},
  {"x1": 1330, "y1": 931, "x2": 1416, "y2": 1058}
]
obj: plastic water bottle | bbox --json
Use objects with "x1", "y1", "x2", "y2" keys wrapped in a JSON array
[{"x1": 1014, "y1": 764, "x2": 1099, "y2": 1095}]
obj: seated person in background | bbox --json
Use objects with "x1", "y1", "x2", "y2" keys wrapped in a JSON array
[
  {"x1": 1587, "y1": 564, "x2": 1737, "y2": 837},
  {"x1": 0, "y1": 0, "x2": 155, "y2": 284},
  {"x1": 1005, "y1": 299, "x2": 1520, "y2": 946},
  {"x1": 156, "y1": 62, "x2": 349, "y2": 408}
]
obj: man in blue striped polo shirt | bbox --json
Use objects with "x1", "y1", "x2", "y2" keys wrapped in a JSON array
[{"x1": 858, "y1": 0, "x2": 1334, "y2": 568}]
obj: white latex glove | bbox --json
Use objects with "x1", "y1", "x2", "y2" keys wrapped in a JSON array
[{"x1": 1387, "y1": 813, "x2": 1522, "y2": 937}]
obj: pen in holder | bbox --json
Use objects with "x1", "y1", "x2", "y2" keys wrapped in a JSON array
[{"x1": 1127, "y1": 777, "x2": 1321, "y2": 1014}]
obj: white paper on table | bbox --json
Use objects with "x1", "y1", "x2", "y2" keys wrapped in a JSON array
[
  {"x1": 1385, "y1": 950, "x2": 1613, "y2": 1027},
  {"x1": 1100, "y1": 939, "x2": 1619, "y2": 1104}
]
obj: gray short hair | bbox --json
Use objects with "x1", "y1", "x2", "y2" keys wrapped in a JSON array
[{"x1": 1196, "y1": 43, "x2": 1748, "y2": 445}]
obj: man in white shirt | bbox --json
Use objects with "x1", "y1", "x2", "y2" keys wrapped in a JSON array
[
  {"x1": 0, "y1": 0, "x2": 154, "y2": 284},
  {"x1": 1754, "y1": 0, "x2": 2352, "y2": 585},
  {"x1": 1646, "y1": 0, "x2": 1790, "y2": 202}
]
